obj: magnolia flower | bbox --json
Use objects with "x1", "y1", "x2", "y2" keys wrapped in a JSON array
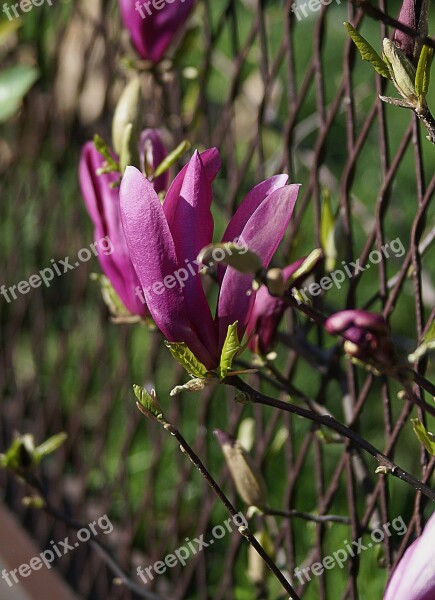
[
  {"x1": 246, "y1": 259, "x2": 306, "y2": 356},
  {"x1": 393, "y1": 0, "x2": 427, "y2": 61},
  {"x1": 324, "y1": 309, "x2": 394, "y2": 366},
  {"x1": 120, "y1": 149, "x2": 299, "y2": 369},
  {"x1": 384, "y1": 512, "x2": 435, "y2": 599},
  {"x1": 119, "y1": 0, "x2": 195, "y2": 64},
  {"x1": 79, "y1": 130, "x2": 168, "y2": 317}
]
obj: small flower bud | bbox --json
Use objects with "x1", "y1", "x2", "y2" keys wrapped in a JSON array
[
  {"x1": 265, "y1": 268, "x2": 285, "y2": 297},
  {"x1": 214, "y1": 429, "x2": 267, "y2": 508},
  {"x1": 383, "y1": 39, "x2": 418, "y2": 105},
  {"x1": 112, "y1": 77, "x2": 142, "y2": 157}
]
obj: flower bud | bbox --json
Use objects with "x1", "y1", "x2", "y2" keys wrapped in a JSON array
[
  {"x1": 112, "y1": 77, "x2": 142, "y2": 157},
  {"x1": 214, "y1": 429, "x2": 267, "y2": 508},
  {"x1": 393, "y1": 0, "x2": 429, "y2": 62},
  {"x1": 325, "y1": 309, "x2": 395, "y2": 367},
  {"x1": 383, "y1": 39, "x2": 418, "y2": 105},
  {"x1": 119, "y1": 0, "x2": 196, "y2": 64}
]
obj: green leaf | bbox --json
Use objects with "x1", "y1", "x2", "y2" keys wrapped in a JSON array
[
  {"x1": 90, "y1": 273, "x2": 134, "y2": 319},
  {"x1": 164, "y1": 341, "x2": 208, "y2": 378},
  {"x1": 320, "y1": 189, "x2": 335, "y2": 263},
  {"x1": 152, "y1": 140, "x2": 191, "y2": 180},
  {"x1": 416, "y1": 44, "x2": 433, "y2": 98},
  {"x1": 34, "y1": 433, "x2": 67, "y2": 463},
  {"x1": 219, "y1": 322, "x2": 241, "y2": 379},
  {"x1": 0, "y1": 64, "x2": 39, "y2": 123},
  {"x1": 411, "y1": 418, "x2": 435, "y2": 456},
  {"x1": 408, "y1": 320, "x2": 435, "y2": 362},
  {"x1": 344, "y1": 22, "x2": 390, "y2": 79},
  {"x1": 93, "y1": 135, "x2": 120, "y2": 173},
  {"x1": 133, "y1": 385, "x2": 164, "y2": 420}
]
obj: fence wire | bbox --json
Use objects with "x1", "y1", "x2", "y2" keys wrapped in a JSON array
[{"x1": 1, "y1": 0, "x2": 434, "y2": 599}]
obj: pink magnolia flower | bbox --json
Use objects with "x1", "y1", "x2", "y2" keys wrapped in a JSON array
[
  {"x1": 80, "y1": 129, "x2": 169, "y2": 317},
  {"x1": 119, "y1": 0, "x2": 195, "y2": 64},
  {"x1": 120, "y1": 149, "x2": 299, "y2": 369},
  {"x1": 246, "y1": 258, "x2": 307, "y2": 356},
  {"x1": 384, "y1": 512, "x2": 435, "y2": 599}
]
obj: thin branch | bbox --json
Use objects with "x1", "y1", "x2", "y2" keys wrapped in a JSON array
[
  {"x1": 348, "y1": 0, "x2": 435, "y2": 52},
  {"x1": 263, "y1": 507, "x2": 350, "y2": 525},
  {"x1": 136, "y1": 407, "x2": 301, "y2": 600},
  {"x1": 225, "y1": 376, "x2": 435, "y2": 502}
]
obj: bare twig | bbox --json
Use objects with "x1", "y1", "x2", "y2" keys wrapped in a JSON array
[{"x1": 225, "y1": 376, "x2": 435, "y2": 502}]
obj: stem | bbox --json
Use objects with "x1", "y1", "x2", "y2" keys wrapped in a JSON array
[
  {"x1": 225, "y1": 377, "x2": 435, "y2": 502},
  {"x1": 147, "y1": 417, "x2": 301, "y2": 599},
  {"x1": 263, "y1": 507, "x2": 350, "y2": 525},
  {"x1": 416, "y1": 106, "x2": 435, "y2": 144}
]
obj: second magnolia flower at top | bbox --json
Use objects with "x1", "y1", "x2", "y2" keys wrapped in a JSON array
[{"x1": 119, "y1": 149, "x2": 300, "y2": 370}]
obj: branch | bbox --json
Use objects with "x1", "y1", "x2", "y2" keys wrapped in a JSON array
[
  {"x1": 349, "y1": 0, "x2": 435, "y2": 52},
  {"x1": 263, "y1": 507, "x2": 350, "y2": 525},
  {"x1": 136, "y1": 407, "x2": 301, "y2": 600},
  {"x1": 225, "y1": 376, "x2": 435, "y2": 502}
]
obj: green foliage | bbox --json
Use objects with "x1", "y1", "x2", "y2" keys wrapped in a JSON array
[
  {"x1": 415, "y1": 44, "x2": 434, "y2": 99},
  {"x1": 219, "y1": 322, "x2": 241, "y2": 379},
  {"x1": 411, "y1": 419, "x2": 435, "y2": 456},
  {"x1": 165, "y1": 340, "x2": 208, "y2": 378},
  {"x1": 343, "y1": 22, "x2": 390, "y2": 78}
]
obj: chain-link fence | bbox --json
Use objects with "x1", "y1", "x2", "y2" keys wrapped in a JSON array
[{"x1": 1, "y1": 0, "x2": 434, "y2": 598}]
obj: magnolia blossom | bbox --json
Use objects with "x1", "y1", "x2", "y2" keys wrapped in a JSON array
[
  {"x1": 246, "y1": 259, "x2": 306, "y2": 356},
  {"x1": 384, "y1": 512, "x2": 435, "y2": 599},
  {"x1": 79, "y1": 130, "x2": 168, "y2": 317},
  {"x1": 120, "y1": 149, "x2": 299, "y2": 369},
  {"x1": 324, "y1": 309, "x2": 394, "y2": 366},
  {"x1": 393, "y1": 0, "x2": 425, "y2": 60},
  {"x1": 119, "y1": 0, "x2": 195, "y2": 64}
]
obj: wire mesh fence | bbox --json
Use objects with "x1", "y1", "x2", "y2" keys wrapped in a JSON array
[{"x1": 1, "y1": 0, "x2": 434, "y2": 598}]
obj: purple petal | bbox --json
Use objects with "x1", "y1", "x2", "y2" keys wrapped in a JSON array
[
  {"x1": 217, "y1": 184, "x2": 300, "y2": 348},
  {"x1": 245, "y1": 259, "x2": 307, "y2": 354},
  {"x1": 220, "y1": 175, "x2": 289, "y2": 246},
  {"x1": 79, "y1": 142, "x2": 147, "y2": 317},
  {"x1": 393, "y1": 0, "x2": 418, "y2": 60},
  {"x1": 384, "y1": 512, "x2": 435, "y2": 600},
  {"x1": 119, "y1": 0, "x2": 195, "y2": 64},
  {"x1": 120, "y1": 166, "x2": 215, "y2": 368},
  {"x1": 325, "y1": 310, "x2": 387, "y2": 335},
  {"x1": 163, "y1": 147, "x2": 221, "y2": 229},
  {"x1": 139, "y1": 129, "x2": 169, "y2": 194}
]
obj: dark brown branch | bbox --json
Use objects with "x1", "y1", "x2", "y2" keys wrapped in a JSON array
[{"x1": 225, "y1": 377, "x2": 435, "y2": 502}]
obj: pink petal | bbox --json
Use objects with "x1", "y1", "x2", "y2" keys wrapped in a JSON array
[
  {"x1": 79, "y1": 142, "x2": 147, "y2": 317},
  {"x1": 119, "y1": 0, "x2": 196, "y2": 64},
  {"x1": 217, "y1": 184, "x2": 300, "y2": 349},
  {"x1": 384, "y1": 512, "x2": 435, "y2": 600},
  {"x1": 120, "y1": 166, "x2": 215, "y2": 368},
  {"x1": 139, "y1": 129, "x2": 169, "y2": 193}
]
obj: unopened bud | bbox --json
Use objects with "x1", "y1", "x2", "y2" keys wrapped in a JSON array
[
  {"x1": 214, "y1": 430, "x2": 267, "y2": 508},
  {"x1": 383, "y1": 39, "x2": 418, "y2": 105},
  {"x1": 265, "y1": 268, "x2": 285, "y2": 297},
  {"x1": 112, "y1": 78, "x2": 142, "y2": 157}
]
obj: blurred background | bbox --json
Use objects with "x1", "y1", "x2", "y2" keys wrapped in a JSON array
[{"x1": 1, "y1": 0, "x2": 434, "y2": 598}]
